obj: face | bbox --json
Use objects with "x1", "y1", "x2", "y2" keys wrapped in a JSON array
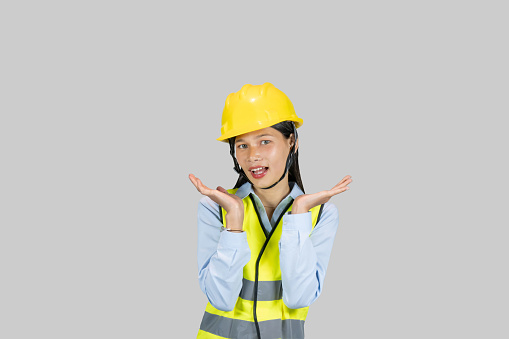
[{"x1": 234, "y1": 127, "x2": 296, "y2": 189}]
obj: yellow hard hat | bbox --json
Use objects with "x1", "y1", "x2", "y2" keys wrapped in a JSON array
[{"x1": 217, "y1": 83, "x2": 303, "y2": 142}]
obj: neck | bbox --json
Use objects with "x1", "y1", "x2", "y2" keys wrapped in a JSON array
[{"x1": 253, "y1": 177, "x2": 291, "y2": 208}]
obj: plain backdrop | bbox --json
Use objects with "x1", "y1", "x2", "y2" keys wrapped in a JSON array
[{"x1": 1, "y1": 1, "x2": 508, "y2": 338}]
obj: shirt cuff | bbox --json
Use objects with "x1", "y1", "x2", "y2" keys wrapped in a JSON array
[
  {"x1": 218, "y1": 229, "x2": 249, "y2": 249},
  {"x1": 282, "y1": 211, "x2": 312, "y2": 232}
]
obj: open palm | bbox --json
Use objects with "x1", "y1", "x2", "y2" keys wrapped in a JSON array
[
  {"x1": 188, "y1": 174, "x2": 244, "y2": 214},
  {"x1": 292, "y1": 175, "x2": 352, "y2": 214}
]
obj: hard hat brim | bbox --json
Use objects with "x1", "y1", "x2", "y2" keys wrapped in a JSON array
[{"x1": 216, "y1": 118, "x2": 303, "y2": 142}]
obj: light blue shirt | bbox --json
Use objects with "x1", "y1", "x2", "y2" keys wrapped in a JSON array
[{"x1": 197, "y1": 181, "x2": 339, "y2": 312}]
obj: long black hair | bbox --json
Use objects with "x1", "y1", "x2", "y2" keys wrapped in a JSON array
[{"x1": 229, "y1": 121, "x2": 305, "y2": 193}]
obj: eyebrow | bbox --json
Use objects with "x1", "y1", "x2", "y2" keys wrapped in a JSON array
[{"x1": 235, "y1": 134, "x2": 274, "y2": 143}]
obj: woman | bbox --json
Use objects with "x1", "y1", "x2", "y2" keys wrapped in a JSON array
[{"x1": 189, "y1": 83, "x2": 352, "y2": 339}]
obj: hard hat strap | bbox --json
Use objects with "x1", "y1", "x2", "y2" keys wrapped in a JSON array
[{"x1": 260, "y1": 123, "x2": 298, "y2": 190}]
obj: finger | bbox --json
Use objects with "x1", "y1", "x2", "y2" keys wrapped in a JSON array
[
  {"x1": 338, "y1": 175, "x2": 352, "y2": 185},
  {"x1": 331, "y1": 181, "x2": 345, "y2": 191},
  {"x1": 189, "y1": 174, "x2": 199, "y2": 188},
  {"x1": 193, "y1": 178, "x2": 205, "y2": 193},
  {"x1": 335, "y1": 175, "x2": 349, "y2": 185},
  {"x1": 194, "y1": 177, "x2": 213, "y2": 196},
  {"x1": 326, "y1": 183, "x2": 350, "y2": 195},
  {"x1": 330, "y1": 186, "x2": 350, "y2": 196},
  {"x1": 332, "y1": 178, "x2": 348, "y2": 189},
  {"x1": 217, "y1": 186, "x2": 228, "y2": 194},
  {"x1": 331, "y1": 178, "x2": 352, "y2": 190},
  {"x1": 196, "y1": 177, "x2": 210, "y2": 191}
]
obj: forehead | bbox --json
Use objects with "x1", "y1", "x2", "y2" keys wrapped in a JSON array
[{"x1": 235, "y1": 127, "x2": 282, "y2": 142}]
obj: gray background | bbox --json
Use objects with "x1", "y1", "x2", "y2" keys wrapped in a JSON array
[{"x1": 1, "y1": 1, "x2": 507, "y2": 338}]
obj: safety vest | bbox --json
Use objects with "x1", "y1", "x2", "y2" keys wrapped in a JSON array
[{"x1": 197, "y1": 189, "x2": 324, "y2": 339}]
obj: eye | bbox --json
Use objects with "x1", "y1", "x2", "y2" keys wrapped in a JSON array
[
  {"x1": 261, "y1": 140, "x2": 271, "y2": 145},
  {"x1": 237, "y1": 144, "x2": 247, "y2": 149}
]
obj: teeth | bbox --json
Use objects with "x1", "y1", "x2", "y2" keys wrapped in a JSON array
[{"x1": 251, "y1": 167, "x2": 266, "y2": 174}]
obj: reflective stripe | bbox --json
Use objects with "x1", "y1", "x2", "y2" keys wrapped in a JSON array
[
  {"x1": 282, "y1": 319, "x2": 305, "y2": 339},
  {"x1": 200, "y1": 312, "x2": 305, "y2": 339},
  {"x1": 240, "y1": 278, "x2": 282, "y2": 302}
]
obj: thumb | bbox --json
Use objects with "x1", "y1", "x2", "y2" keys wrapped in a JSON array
[{"x1": 217, "y1": 186, "x2": 227, "y2": 194}]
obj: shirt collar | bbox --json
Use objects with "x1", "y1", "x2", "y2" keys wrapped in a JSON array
[{"x1": 235, "y1": 181, "x2": 305, "y2": 200}]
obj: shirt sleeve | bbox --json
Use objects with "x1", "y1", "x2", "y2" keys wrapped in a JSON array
[
  {"x1": 197, "y1": 196, "x2": 251, "y2": 312},
  {"x1": 278, "y1": 202, "x2": 339, "y2": 309}
]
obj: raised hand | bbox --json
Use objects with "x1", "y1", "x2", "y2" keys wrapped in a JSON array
[
  {"x1": 189, "y1": 174, "x2": 244, "y2": 230},
  {"x1": 292, "y1": 175, "x2": 352, "y2": 214}
]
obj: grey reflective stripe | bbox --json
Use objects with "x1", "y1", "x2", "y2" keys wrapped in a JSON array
[
  {"x1": 200, "y1": 312, "x2": 254, "y2": 338},
  {"x1": 200, "y1": 312, "x2": 305, "y2": 339},
  {"x1": 282, "y1": 319, "x2": 305, "y2": 339},
  {"x1": 239, "y1": 278, "x2": 283, "y2": 301}
]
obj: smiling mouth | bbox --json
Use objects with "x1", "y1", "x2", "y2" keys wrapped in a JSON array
[{"x1": 250, "y1": 166, "x2": 269, "y2": 178}]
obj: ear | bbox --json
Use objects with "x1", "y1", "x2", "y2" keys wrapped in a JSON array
[{"x1": 290, "y1": 133, "x2": 299, "y2": 152}]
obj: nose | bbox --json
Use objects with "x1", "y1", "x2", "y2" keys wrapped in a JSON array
[{"x1": 247, "y1": 146, "x2": 261, "y2": 162}]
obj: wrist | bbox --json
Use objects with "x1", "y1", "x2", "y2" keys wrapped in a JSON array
[
  {"x1": 221, "y1": 226, "x2": 244, "y2": 233},
  {"x1": 227, "y1": 229, "x2": 244, "y2": 233},
  {"x1": 225, "y1": 212, "x2": 244, "y2": 231},
  {"x1": 291, "y1": 203, "x2": 309, "y2": 215}
]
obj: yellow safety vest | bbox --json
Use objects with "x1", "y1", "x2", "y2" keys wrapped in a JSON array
[{"x1": 197, "y1": 189, "x2": 324, "y2": 339}]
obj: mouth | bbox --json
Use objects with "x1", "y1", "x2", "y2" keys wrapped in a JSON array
[{"x1": 249, "y1": 166, "x2": 269, "y2": 179}]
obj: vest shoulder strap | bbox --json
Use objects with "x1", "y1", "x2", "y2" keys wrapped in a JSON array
[{"x1": 315, "y1": 203, "x2": 325, "y2": 225}]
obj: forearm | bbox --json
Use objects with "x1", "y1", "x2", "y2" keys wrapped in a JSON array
[
  {"x1": 198, "y1": 231, "x2": 251, "y2": 311},
  {"x1": 197, "y1": 197, "x2": 251, "y2": 311},
  {"x1": 279, "y1": 204, "x2": 339, "y2": 309},
  {"x1": 279, "y1": 212, "x2": 319, "y2": 309}
]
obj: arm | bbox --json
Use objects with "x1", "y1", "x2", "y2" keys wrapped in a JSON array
[
  {"x1": 278, "y1": 202, "x2": 339, "y2": 309},
  {"x1": 197, "y1": 196, "x2": 251, "y2": 312}
]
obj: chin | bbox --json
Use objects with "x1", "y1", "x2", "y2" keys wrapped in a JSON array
[{"x1": 251, "y1": 178, "x2": 272, "y2": 188}]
